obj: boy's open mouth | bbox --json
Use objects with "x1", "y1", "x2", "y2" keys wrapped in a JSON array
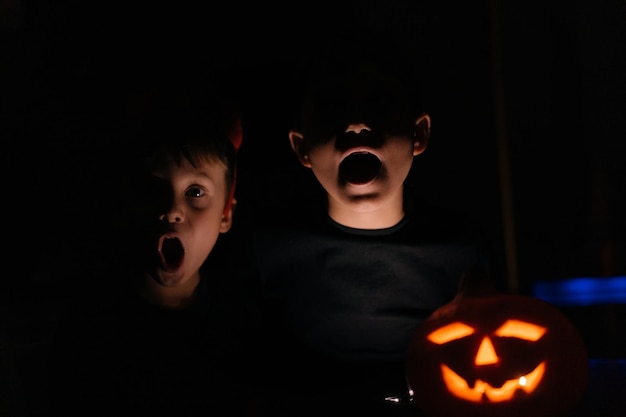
[
  {"x1": 158, "y1": 236, "x2": 184, "y2": 272},
  {"x1": 339, "y1": 151, "x2": 381, "y2": 184}
]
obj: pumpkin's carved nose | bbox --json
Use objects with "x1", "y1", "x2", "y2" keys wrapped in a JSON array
[{"x1": 474, "y1": 336, "x2": 499, "y2": 365}]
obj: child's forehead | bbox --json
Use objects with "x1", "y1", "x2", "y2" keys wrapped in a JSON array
[
  {"x1": 314, "y1": 74, "x2": 404, "y2": 98},
  {"x1": 307, "y1": 60, "x2": 407, "y2": 97},
  {"x1": 147, "y1": 146, "x2": 224, "y2": 172},
  {"x1": 147, "y1": 154, "x2": 227, "y2": 186},
  {"x1": 303, "y1": 69, "x2": 411, "y2": 119}
]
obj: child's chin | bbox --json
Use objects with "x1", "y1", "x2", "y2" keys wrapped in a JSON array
[{"x1": 151, "y1": 267, "x2": 186, "y2": 288}]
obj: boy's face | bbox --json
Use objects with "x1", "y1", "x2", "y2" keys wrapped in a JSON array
[
  {"x1": 290, "y1": 72, "x2": 428, "y2": 214},
  {"x1": 134, "y1": 154, "x2": 232, "y2": 288}
]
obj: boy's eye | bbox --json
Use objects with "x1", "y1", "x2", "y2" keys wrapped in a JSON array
[{"x1": 185, "y1": 186, "x2": 205, "y2": 198}]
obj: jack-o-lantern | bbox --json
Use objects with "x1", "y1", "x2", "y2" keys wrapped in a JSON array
[{"x1": 406, "y1": 273, "x2": 588, "y2": 417}]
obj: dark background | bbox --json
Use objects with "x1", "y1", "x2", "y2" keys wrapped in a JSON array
[{"x1": 2, "y1": 1, "x2": 625, "y2": 416}]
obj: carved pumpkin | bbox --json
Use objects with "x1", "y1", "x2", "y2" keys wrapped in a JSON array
[{"x1": 406, "y1": 276, "x2": 588, "y2": 417}]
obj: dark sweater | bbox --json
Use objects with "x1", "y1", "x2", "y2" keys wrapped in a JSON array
[
  {"x1": 49, "y1": 246, "x2": 262, "y2": 417},
  {"x1": 254, "y1": 197, "x2": 490, "y2": 416}
]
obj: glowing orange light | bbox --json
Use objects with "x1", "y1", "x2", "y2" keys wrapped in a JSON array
[
  {"x1": 427, "y1": 322, "x2": 475, "y2": 344},
  {"x1": 427, "y1": 319, "x2": 549, "y2": 401},
  {"x1": 495, "y1": 319, "x2": 546, "y2": 341},
  {"x1": 440, "y1": 362, "x2": 546, "y2": 402},
  {"x1": 474, "y1": 337, "x2": 499, "y2": 365}
]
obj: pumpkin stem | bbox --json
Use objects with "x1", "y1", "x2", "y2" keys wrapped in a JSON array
[{"x1": 456, "y1": 264, "x2": 499, "y2": 298}]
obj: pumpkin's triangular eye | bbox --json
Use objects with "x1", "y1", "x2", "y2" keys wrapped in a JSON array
[
  {"x1": 494, "y1": 319, "x2": 546, "y2": 341},
  {"x1": 428, "y1": 322, "x2": 475, "y2": 344}
]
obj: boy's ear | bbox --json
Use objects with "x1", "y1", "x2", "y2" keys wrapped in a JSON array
[
  {"x1": 413, "y1": 113, "x2": 431, "y2": 156},
  {"x1": 220, "y1": 198, "x2": 236, "y2": 233},
  {"x1": 288, "y1": 130, "x2": 312, "y2": 168}
]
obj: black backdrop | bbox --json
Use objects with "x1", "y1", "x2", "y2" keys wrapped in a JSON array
[
  {"x1": 5, "y1": 0, "x2": 625, "y2": 292},
  {"x1": 2, "y1": 1, "x2": 626, "y2": 413}
]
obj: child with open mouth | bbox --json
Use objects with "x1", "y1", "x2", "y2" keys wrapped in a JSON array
[
  {"x1": 254, "y1": 27, "x2": 493, "y2": 417},
  {"x1": 50, "y1": 87, "x2": 261, "y2": 417}
]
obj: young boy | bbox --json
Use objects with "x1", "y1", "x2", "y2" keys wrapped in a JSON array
[
  {"x1": 49, "y1": 90, "x2": 261, "y2": 417},
  {"x1": 254, "y1": 30, "x2": 492, "y2": 417}
]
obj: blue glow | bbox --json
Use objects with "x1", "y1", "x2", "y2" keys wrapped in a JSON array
[{"x1": 532, "y1": 276, "x2": 626, "y2": 306}]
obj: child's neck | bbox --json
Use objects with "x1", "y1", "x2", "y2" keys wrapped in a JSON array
[
  {"x1": 327, "y1": 197, "x2": 405, "y2": 230},
  {"x1": 139, "y1": 272, "x2": 200, "y2": 310}
]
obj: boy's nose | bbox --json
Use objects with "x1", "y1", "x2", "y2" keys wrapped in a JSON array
[
  {"x1": 159, "y1": 209, "x2": 183, "y2": 223},
  {"x1": 336, "y1": 124, "x2": 383, "y2": 151},
  {"x1": 345, "y1": 123, "x2": 371, "y2": 134}
]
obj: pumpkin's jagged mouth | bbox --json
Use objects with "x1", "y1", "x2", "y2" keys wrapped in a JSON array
[{"x1": 440, "y1": 361, "x2": 546, "y2": 402}]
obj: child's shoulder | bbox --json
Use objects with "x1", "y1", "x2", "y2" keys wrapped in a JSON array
[{"x1": 405, "y1": 195, "x2": 487, "y2": 240}]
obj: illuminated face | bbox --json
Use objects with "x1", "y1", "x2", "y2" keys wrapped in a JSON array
[
  {"x1": 135, "y1": 154, "x2": 233, "y2": 290},
  {"x1": 289, "y1": 71, "x2": 429, "y2": 228},
  {"x1": 307, "y1": 75, "x2": 416, "y2": 209},
  {"x1": 427, "y1": 319, "x2": 547, "y2": 402},
  {"x1": 406, "y1": 293, "x2": 589, "y2": 417},
  {"x1": 305, "y1": 128, "x2": 416, "y2": 214}
]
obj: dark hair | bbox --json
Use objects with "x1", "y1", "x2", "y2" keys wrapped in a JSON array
[
  {"x1": 288, "y1": 27, "x2": 428, "y2": 148},
  {"x1": 291, "y1": 26, "x2": 429, "y2": 138},
  {"x1": 126, "y1": 90, "x2": 240, "y2": 203}
]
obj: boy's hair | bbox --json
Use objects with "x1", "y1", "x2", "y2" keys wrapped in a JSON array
[
  {"x1": 290, "y1": 26, "x2": 431, "y2": 136},
  {"x1": 126, "y1": 90, "x2": 241, "y2": 210}
]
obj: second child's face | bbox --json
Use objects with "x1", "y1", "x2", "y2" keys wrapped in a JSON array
[
  {"x1": 307, "y1": 128, "x2": 415, "y2": 213},
  {"x1": 295, "y1": 74, "x2": 425, "y2": 213},
  {"x1": 137, "y1": 155, "x2": 231, "y2": 288}
]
